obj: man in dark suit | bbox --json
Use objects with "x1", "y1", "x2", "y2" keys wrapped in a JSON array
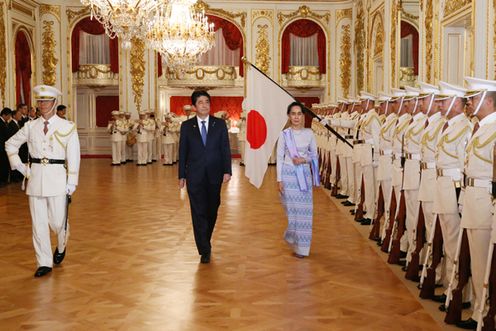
[
  {"x1": 17, "y1": 103, "x2": 29, "y2": 127},
  {"x1": 7, "y1": 110, "x2": 25, "y2": 182},
  {"x1": 0, "y1": 107, "x2": 13, "y2": 186},
  {"x1": 178, "y1": 90, "x2": 232, "y2": 264}
]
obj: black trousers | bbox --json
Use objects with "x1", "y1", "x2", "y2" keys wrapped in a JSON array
[
  {"x1": 187, "y1": 176, "x2": 222, "y2": 255},
  {"x1": 0, "y1": 150, "x2": 9, "y2": 184}
]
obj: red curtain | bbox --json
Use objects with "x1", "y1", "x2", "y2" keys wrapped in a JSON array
[
  {"x1": 296, "y1": 97, "x2": 320, "y2": 128},
  {"x1": 71, "y1": 17, "x2": 119, "y2": 73},
  {"x1": 207, "y1": 15, "x2": 244, "y2": 76},
  {"x1": 281, "y1": 19, "x2": 326, "y2": 74},
  {"x1": 15, "y1": 31, "x2": 31, "y2": 105},
  {"x1": 401, "y1": 21, "x2": 419, "y2": 75},
  {"x1": 96, "y1": 95, "x2": 119, "y2": 127},
  {"x1": 157, "y1": 53, "x2": 163, "y2": 77},
  {"x1": 170, "y1": 96, "x2": 243, "y2": 119}
]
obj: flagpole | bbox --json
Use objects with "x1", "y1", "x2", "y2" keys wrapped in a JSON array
[{"x1": 242, "y1": 58, "x2": 353, "y2": 149}]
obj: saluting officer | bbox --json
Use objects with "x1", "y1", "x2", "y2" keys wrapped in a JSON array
[{"x1": 5, "y1": 85, "x2": 80, "y2": 278}]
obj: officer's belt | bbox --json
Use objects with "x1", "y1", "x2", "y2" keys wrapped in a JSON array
[
  {"x1": 405, "y1": 153, "x2": 421, "y2": 160},
  {"x1": 30, "y1": 157, "x2": 65, "y2": 165},
  {"x1": 465, "y1": 177, "x2": 491, "y2": 189},
  {"x1": 420, "y1": 161, "x2": 436, "y2": 170},
  {"x1": 380, "y1": 150, "x2": 392, "y2": 156}
]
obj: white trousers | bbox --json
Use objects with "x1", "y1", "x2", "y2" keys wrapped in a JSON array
[
  {"x1": 467, "y1": 228, "x2": 491, "y2": 321},
  {"x1": 362, "y1": 164, "x2": 376, "y2": 219},
  {"x1": 112, "y1": 141, "x2": 122, "y2": 164},
  {"x1": 152, "y1": 138, "x2": 158, "y2": 160},
  {"x1": 162, "y1": 143, "x2": 173, "y2": 164},
  {"x1": 120, "y1": 139, "x2": 126, "y2": 162},
  {"x1": 352, "y1": 162, "x2": 362, "y2": 206},
  {"x1": 338, "y1": 155, "x2": 348, "y2": 196},
  {"x1": 147, "y1": 140, "x2": 153, "y2": 162},
  {"x1": 404, "y1": 189, "x2": 420, "y2": 262},
  {"x1": 137, "y1": 142, "x2": 148, "y2": 165},
  {"x1": 330, "y1": 149, "x2": 337, "y2": 185},
  {"x1": 126, "y1": 144, "x2": 133, "y2": 161},
  {"x1": 345, "y1": 157, "x2": 355, "y2": 202},
  {"x1": 380, "y1": 179, "x2": 393, "y2": 240},
  {"x1": 29, "y1": 195, "x2": 68, "y2": 267}
]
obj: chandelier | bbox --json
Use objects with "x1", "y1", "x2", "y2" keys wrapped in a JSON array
[
  {"x1": 80, "y1": 0, "x2": 161, "y2": 48},
  {"x1": 145, "y1": 0, "x2": 215, "y2": 69}
]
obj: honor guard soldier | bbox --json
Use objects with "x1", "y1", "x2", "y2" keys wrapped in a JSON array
[
  {"x1": 161, "y1": 114, "x2": 175, "y2": 165},
  {"x1": 357, "y1": 92, "x2": 381, "y2": 225},
  {"x1": 108, "y1": 110, "x2": 122, "y2": 166},
  {"x1": 402, "y1": 86, "x2": 426, "y2": 266},
  {"x1": 376, "y1": 92, "x2": 396, "y2": 243},
  {"x1": 134, "y1": 111, "x2": 149, "y2": 166},
  {"x1": 333, "y1": 100, "x2": 348, "y2": 197},
  {"x1": 118, "y1": 111, "x2": 129, "y2": 163},
  {"x1": 124, "y1": 112, "x2": 134, "y2": 162},
  {"x1": 452, "y1": 77, "x2": 496, "y2": 329},
  {"x1": 146, "y1": 110, "x2": 155, "y2": 164},
  {"x1": 5, "y1": 85, "x2": 80, "y2": 278},
  {"x1": 428, "y1": 82, "x2": 472, "y2": 311}
]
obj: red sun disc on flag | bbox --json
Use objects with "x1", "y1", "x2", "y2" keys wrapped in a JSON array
[{"x1": 246, "y1": 110, "x2": 267, "y2": 149}]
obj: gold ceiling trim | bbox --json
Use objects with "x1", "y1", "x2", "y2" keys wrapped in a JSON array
[
  {"x1": 252, "y1": 9, "x2": 273, "y2": 24},
  {"x1": 40, "y1": 4, "x2": 60, "y2": 22},
  {"x1": 194, "y1": 0, "x2": 246, "y2": 28},
  {"x1": 336, "y1": 8, "x2": 352, "y2": 23},
  {"x1": 66, "y1": 7, "x2": 90, "y2": 26},
  {"x1": 277, "y1": 5, "x2": 330, "y2": 26},
  {"x1": 444, "y1": 0, "x2": 472, "y2": 19}
]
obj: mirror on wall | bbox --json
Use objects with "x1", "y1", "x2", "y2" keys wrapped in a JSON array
[{"x1": 399, "y1": 0, "x2": 419, "y2": 87}]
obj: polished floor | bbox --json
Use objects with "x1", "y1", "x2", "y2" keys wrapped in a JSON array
[{"x1": 0, "y1": 159, "x2": 450, "y2": 330}]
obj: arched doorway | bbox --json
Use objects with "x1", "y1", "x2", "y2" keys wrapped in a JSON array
[{"x1": 14, "y1": 30, "x2": 32, "y2": 106}]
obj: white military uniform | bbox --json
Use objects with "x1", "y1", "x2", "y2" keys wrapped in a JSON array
[
  {"x1": 378, "y1": 103, "x2": 397, "y2": 240},
  {"x1": 403, "y1": 93, "x2": 427, "y2": 263},
  {"x1": 161, "y1": 119, "x2": 175, "y2": 165},
  {"x1": 340, "y1": 105, "x2": 359, "y2": 203},
  {"x1": 108, "y1": 111, "x2": 126, "y2": 165},
  {"x1": 125, "y1": 115, "x2": 134, "y2": 161},
  {"x1": 462, "y1": 85, "x2": 496, "y2": 321},
  {"x1": 6, "y1": 90, "x2": 80, "y2": 268},
  {"x1": 134, "y1": 114, "x2": 149, "y2": 165},
  {"x1": 359, "y1": 93, "x2": 382, "y2": 221}
]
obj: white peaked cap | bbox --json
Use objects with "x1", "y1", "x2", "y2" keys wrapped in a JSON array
[
  {"x1": 360, "y1": 91, "x2": 376, "y2": 101},
  {"x1": 404, "y1": 86, "x2": 420, "y2": 97},
  {"x1": 465, "y1": 76, "x2": 496, "y2": 92},
  {"x1": 111, "y1": 110, "x2": 120, "y2": 115},
  {"x1": 439, "y1": 81, "x2": 467, "y2": 97},
  {"x1": 390, "y1": 88, "x2": 406, "y2": 98},
  {"x1": 33, "y1": 85, "x2": 62, "y2": 100},
  {"x1": 377, "y1": 91, "x2": 391, "y2": 102},
  {"x1": 419, "y1": 82, "x2": 440, "y2": 95},
  {"x1": 138, "y1": 110, "x2": 148, "y2": 116}
]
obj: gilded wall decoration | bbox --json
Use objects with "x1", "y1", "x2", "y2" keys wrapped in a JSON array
[
  {"x1": 425, "y1": 0, "x2": 433, "y2": 82},
  {"x1": 336, "y1": 8, "x2": 352, "y2": 22},
  {"x1": 40, "y1": 4, "x2": 60, "y2": 22},
  {"x1": 444, "y1": 0, "x2": 472, "y2": 18},
  {"x1": 130, "y1": 38, "x2": 145, "y2": 112},
  {"x1": 42, "y1": 21, "x2": 58, "y2": 86},
  {"x1": 340, "y1": 24, "x2": 351, "y2": 97},
  {"x1": 66, "y1": 7, "x2": 90, "y2": 25},
  {"x1": 355, "y1": 1, "x2": 366, "y2": 92},
  {"x1": 252, "y1": 9, "x2": 273, "y2": 24},
  {"x1": 390, "y1": 0, "x2": 398, "y2": 84},
  {"x1": 194, "y1": 0, "x2": 246, "y2": 28},
  {"x1": 0, "y1": 3, "x2": 5, "y2": 106},
  {"x1": 374, "y1": 18, "x2": 385, "y2": 56},
  {"x1": 277, "y1": 5, "x2": 331, "y2": 26},
  {"x1": 255, "y1": 24, "x2": 270, "y2": 74}
]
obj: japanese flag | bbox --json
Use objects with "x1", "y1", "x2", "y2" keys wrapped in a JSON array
[{"x1": 243, "y1": 64, "x2": 294, "y2": 188}]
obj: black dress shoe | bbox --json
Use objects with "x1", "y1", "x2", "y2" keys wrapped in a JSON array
[
  {"x1": 431, "y1": 293, "x2": 446, "y2": 303},
  {"x1": 439, "y1": 302, "x2": 471, "y2": 312},
  {"x1": 200, "y1": 253, "x2": 211, "y2": 264},
  {"x1": 360, "y1": 218, "x2": 371, "y2": 225},
  {"x1": 455, "y1": 318, "x2": 477, "y2": 330},
  {"x1": 34, "y1": 266, "x2": 52, "y2": 277},
  {"x1": 335, "y1": 194, "x2": 348, "y2": 199},
  {"x1": 53, "y1": 247, "x2": 66, "y2": 265},
  {"x1": 399, "y1": 250, "x2": 407, "y2": 259}
]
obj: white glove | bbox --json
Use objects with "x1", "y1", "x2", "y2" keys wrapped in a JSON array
[
  {"x1": 15, "y1": 163, "x2": 27, "y2": 177},
  {"x1": 319, "y1": 118, "x2": 329, "y2": 126},
  {"x1": 66, "y1": 184, "x2": 76, "y2": 195}
]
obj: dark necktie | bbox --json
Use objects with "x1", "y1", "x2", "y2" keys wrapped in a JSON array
[
  {"x1": 43, "y1": 121, "x2": 49, "y2": 135},
  {"x1": 201, "y1": 120, "x2": 207, "y2": 146}
]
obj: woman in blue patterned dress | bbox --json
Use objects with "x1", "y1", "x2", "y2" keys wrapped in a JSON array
[{"x1": 277, "y1": 102, "x2": 320, "y2": 258}]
